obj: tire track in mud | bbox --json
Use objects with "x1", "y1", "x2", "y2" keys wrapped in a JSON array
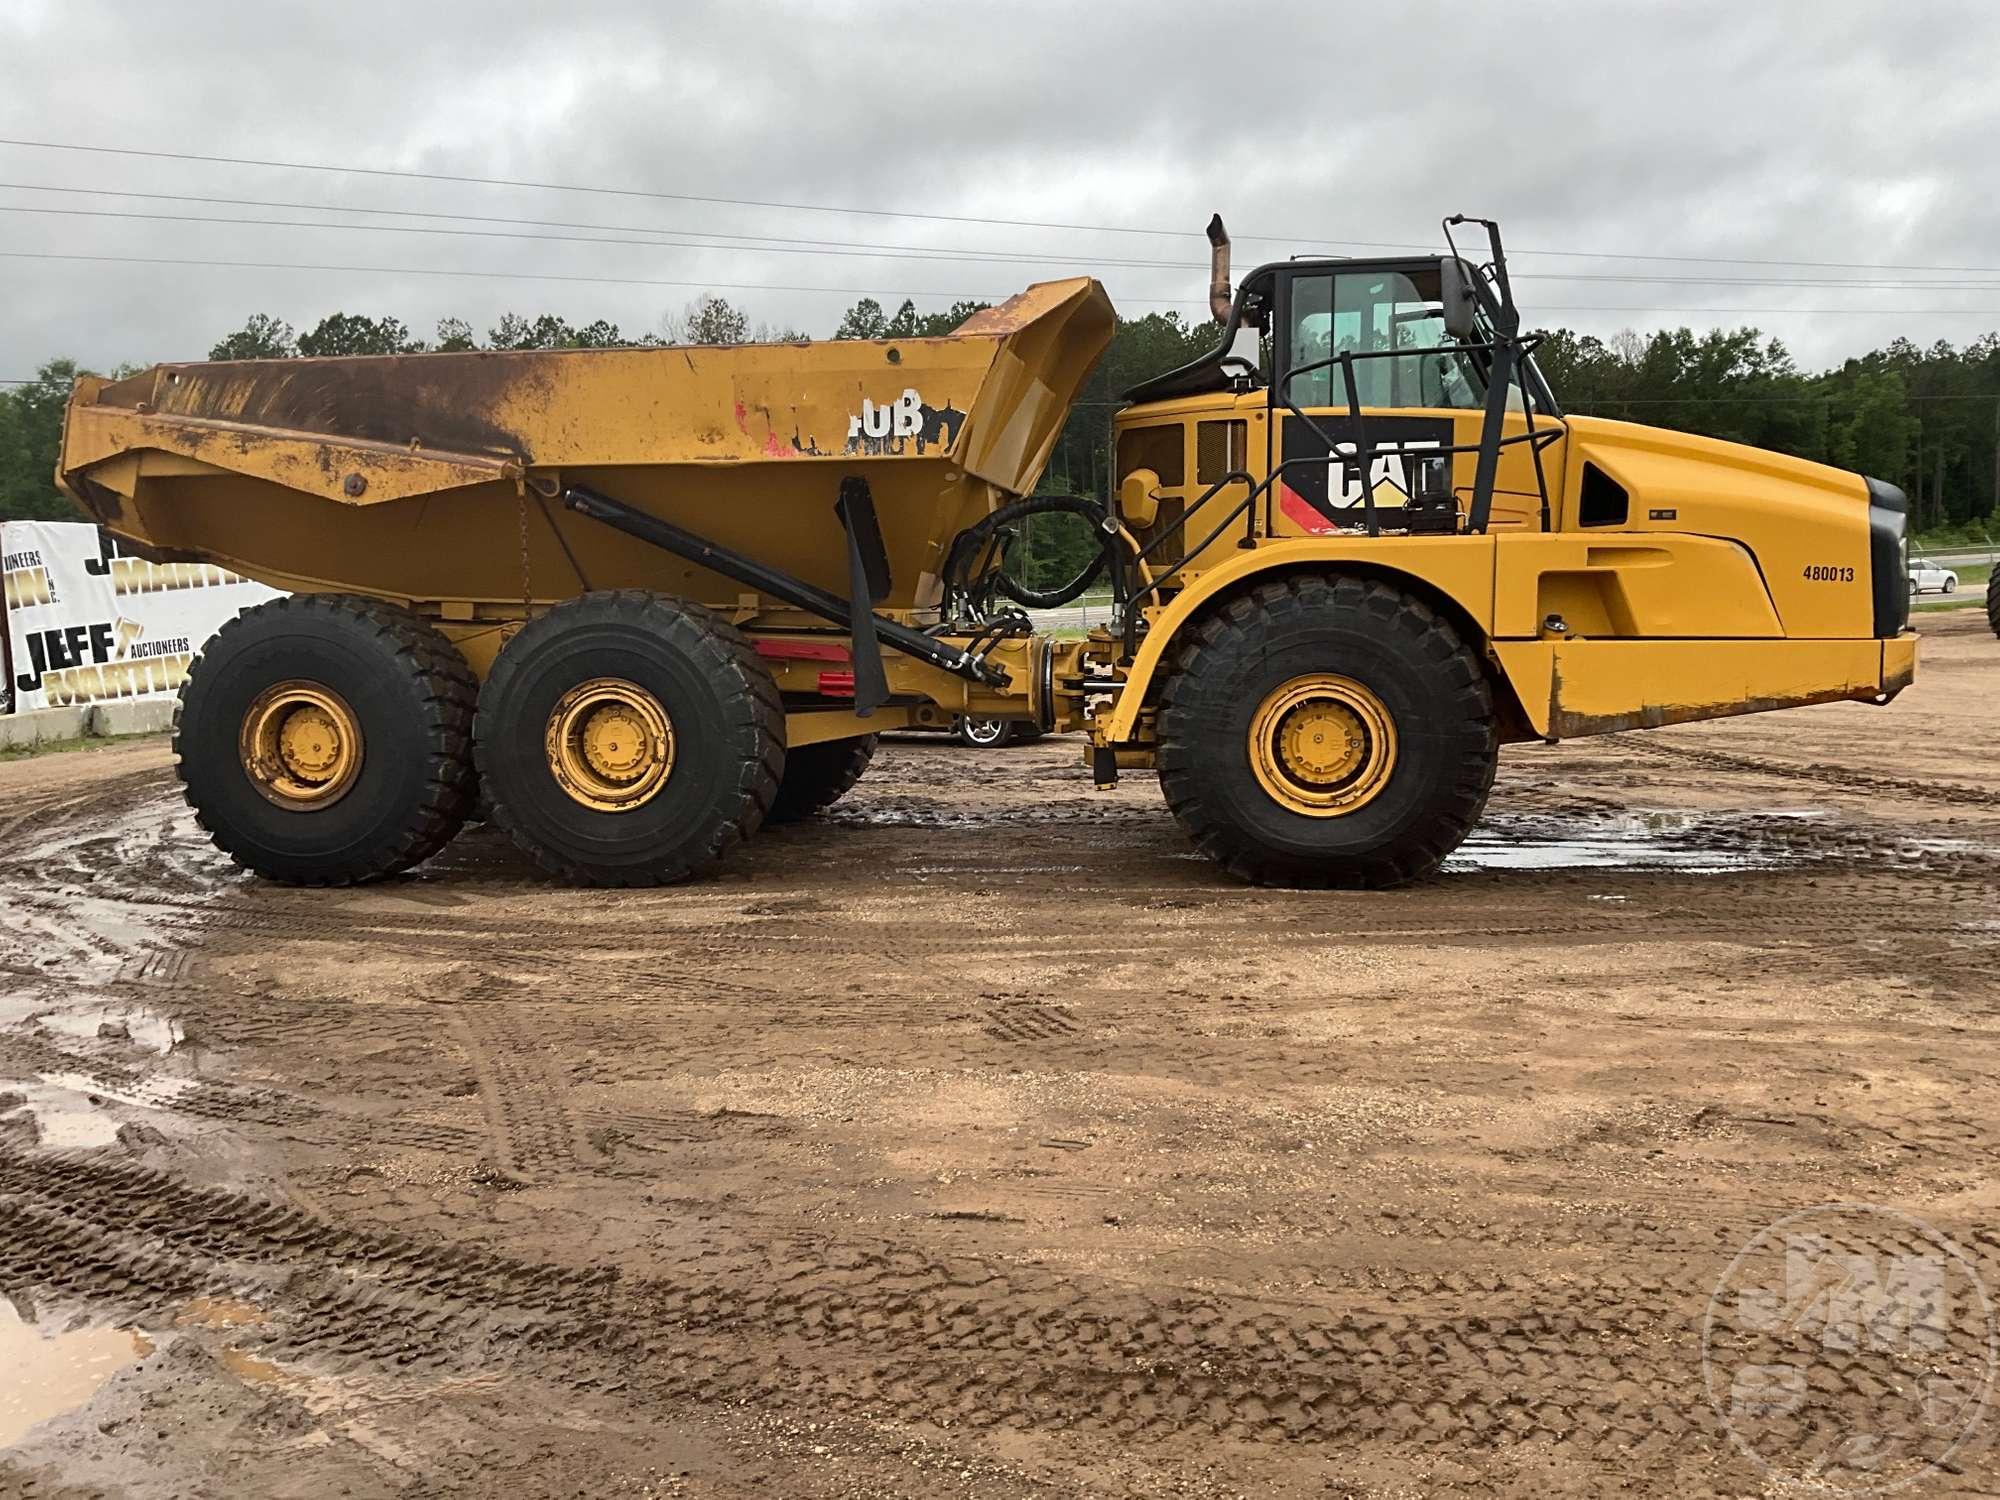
[
  {"x1": 8, "y1": 751, "x2": 2000, "y2": 1489},
  {"x1": 451, "y1": 1012, "x2": 590, "y2": 1180},
  {"x1": 1619, "y1": 736, "x2": 2000, "y2": 809},
  {"x1": 2, "y1": 1142, "x2": 1992, "y2": 1472}
]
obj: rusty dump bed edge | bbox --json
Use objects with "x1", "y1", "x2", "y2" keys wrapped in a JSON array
[{"x1": 57, "y1": 277, "x2": 1116, "y2": 611}]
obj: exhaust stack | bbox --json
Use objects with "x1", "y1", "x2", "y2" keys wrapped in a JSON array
[{"x1": 1206, "y1": 213, "x2": 1231, "y2": 324}]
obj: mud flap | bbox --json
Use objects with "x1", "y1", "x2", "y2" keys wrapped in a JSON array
[{"x1": 835, "y1": 476, "x2": 892, "y2": 716}]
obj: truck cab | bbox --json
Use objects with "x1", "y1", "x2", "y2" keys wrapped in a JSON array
[{"x1": 1093, "y1": 226, "x2": 1915, "y2": 756}]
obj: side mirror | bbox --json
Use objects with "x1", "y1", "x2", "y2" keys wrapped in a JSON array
[
  {"x1": 1117, "y1": 468, "x2": 1161, "y2": 529},
  {"x1": 1439, "y1": 256, "x2": 1478, "y2": 341}
]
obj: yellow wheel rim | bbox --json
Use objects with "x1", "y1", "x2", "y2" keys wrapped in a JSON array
[
  {"x1": 1247, "y1": 673, "x2": 1397, "y2": 817},
  {"x1": 545, "y1": 677, "x2": 674, "y2": 812},
  {"x1": 239, "y1": 680, "x2": 364, "y2": 810}
]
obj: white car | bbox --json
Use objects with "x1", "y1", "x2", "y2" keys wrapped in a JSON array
[{"x1": 1908, "y1": 557, "x2": 1959, "y2": 595}]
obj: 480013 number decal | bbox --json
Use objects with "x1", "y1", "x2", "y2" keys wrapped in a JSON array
[{"x1": 1802, "y1": 564, "x2": 1856, "y2": 583}]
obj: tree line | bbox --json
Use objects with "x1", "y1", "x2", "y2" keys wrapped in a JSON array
[
  {"x1": 1538, "y1": 326, "x2": 2000, "y2": 537},
  {"x1": 4, "y1": 296, "x2": 1997, "y2": 549}
]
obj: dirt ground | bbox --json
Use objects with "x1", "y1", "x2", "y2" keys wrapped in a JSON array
[{"x1": 1, "y1": 608, "x2": 1996, "y2": 1499}]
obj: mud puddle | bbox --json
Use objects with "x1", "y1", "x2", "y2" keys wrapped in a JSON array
[
  {"x1": 33, "y1": 1004, "x2": 182, "y2": 1056},
  {"x1": 0, "y1": 1074, "x2": 203, "y2": 1150},
  {"x1": 0, "y1": 788, "x2": 214, "y2": 1156},
  {"x1": 1446, "y1": 809, "x2": 1831, "y2": 872},
  {"x1": 0, "y1": 1301, "x2": 150, "y2": 1449}
]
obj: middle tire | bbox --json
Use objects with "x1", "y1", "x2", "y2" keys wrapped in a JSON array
[
  {"x1": 475, "y1": 590, "x2": 784, "y2": 885},
  {"x1": 767, "y1": 733, "x2": 878, "y2": 823}
]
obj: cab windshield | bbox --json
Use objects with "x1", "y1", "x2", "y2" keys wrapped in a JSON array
[{"x1": 1281, "y1": 266, "x2": 1555, "y2": 415}]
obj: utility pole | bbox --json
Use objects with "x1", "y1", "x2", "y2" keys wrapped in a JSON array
[{"x1": 1915, "y1": 421, "x2": 1924, "y2": 529}]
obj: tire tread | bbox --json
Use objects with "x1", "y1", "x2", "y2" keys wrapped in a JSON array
[
  {"x1": 475, "y1": 589, "x2": 783, "y2": 886},
  {"x1": 767, "y1": 734, "x2": 878, "y2": 824},
  {"x1": 174, "y1": 594, "x2": 477, "y2": 885},
  {"x1": 1155, "y1": 573, "x2": 1496, "y2": 889}
]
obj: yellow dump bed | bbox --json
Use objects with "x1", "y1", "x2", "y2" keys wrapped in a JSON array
[{"x1": 57, "y1": 278, "x2": 1115, "y2": 614}]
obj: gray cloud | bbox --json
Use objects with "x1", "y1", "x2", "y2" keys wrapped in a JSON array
[{"x1": 3, "y1": 0, "x2": 1996, "y2": 378}]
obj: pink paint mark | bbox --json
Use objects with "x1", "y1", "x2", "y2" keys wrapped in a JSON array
[
  {"x1": 732, "y1": 399, "x2": 749, "y2": 434},
  {"x1": 763, "y1": 430, "x2": 791, "y2": 457}
]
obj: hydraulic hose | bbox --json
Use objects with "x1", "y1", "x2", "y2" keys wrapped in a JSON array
[{"x1": 944, "y1": 494, "x2": 1120, "y2": 614}]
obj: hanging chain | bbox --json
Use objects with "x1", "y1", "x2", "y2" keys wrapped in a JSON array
[{"x1": 516, "y1": 486, "x2": 533, "y2": 611}]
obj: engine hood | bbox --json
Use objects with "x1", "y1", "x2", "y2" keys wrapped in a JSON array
[
  {"x1": 1560, "y1": 414, "x2": 1868, "y2": 505},
  {"x1": 1556, "y1": 414, "x2": 1890, "y2": 640}
]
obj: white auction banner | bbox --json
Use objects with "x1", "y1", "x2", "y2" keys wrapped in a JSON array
[{"x1": 3, "y1": 520, "x2": 282, "y2": 713}]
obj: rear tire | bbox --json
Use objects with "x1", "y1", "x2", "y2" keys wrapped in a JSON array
[
  {"x1": 174, "y1": 594, "x2": 477, "y2": 884},
  {"x1": 475, "y1": 590, "x2": 783, "y2": 885},
  {"x1": 1986, "y1": 576, "x2": 2000, "y2": 639},
  {"x1": 767, "y1": 734, "x2": 877, "y2": 823},
  {"x1": 1157, "y1": 573, "x2": 1496, "y2": 888}
]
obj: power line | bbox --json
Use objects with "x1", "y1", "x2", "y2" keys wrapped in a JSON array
[
  {"x1": 0, "y1": 202, "x2": 1201, "y2": 271},
  {"x1": 0, "y1": 249, "x2": 1051, "y2": 304},
  {"x1": 1522, "y1": 273, "x2": 2000, "y2": 290},
  {"x1": 1534, "y1": 307, "x2": 2000, "y2": 315},
  {"x1": 4, "y1": 377, "x2": 1991, "y2": 397},
  {"x1": 0, "y1": 182, "x2": 1128, "y2": 267},
  {"x1": 0, "y1": 136, "x2": 1202, "y2": 241},
  {"x1": 10, "y1": 200, "x2": 2000, "y2": 292},
  {"x1": 1584, "y1": 392, "x2": 2000, "y2": 405},
  {"x1": 10, "y1": 250, "x2": 2000, "y2": 322},
  {"x1": 6, "y1": 136, "x2": 2000, "y2": 280}
]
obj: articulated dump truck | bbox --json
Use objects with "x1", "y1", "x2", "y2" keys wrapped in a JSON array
[{"x1": 56, "y1": 217, "x2": 1917, "y2": 888}]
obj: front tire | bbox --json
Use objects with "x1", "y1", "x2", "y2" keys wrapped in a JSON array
[
  {"x1": 1157, "y1": 574, "x2": 1496, "y2": 888},
  {"x1": 475, "y1": 590, "x2": 782, "y2": 885},
  {"x1": 1943, "y1": 575, "x2": 1958, "y2": 594},
  {"x1": 174, "y1": 594, "x2": 476, "y2": 884}
]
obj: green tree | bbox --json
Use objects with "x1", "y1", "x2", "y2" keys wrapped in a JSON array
[
  {"x1": 0, "y1": 360, "x2": 87, "y2": 521},
  {"x1": 832, "y1": 297, "x2": 888, "y2": 340},
  {"x1": 835, "y1": 296, "x2": 987, "y2": 341},
  {"x1": 490, "y1": 313, "x2": 579, "y2": 350},
  {"x1": 918, "y1": 300, "x2": 990, "y2": 337},
  {"x1": 208, "y1": 314, "x2": 296, "y2": 361},
  {"x1": 433, "y1": 317, "x2": 478, "y2": 352},
  {"x1": 297, "y1": 313, "x2": 423, "y2": 356},
  {"x1": 572, "y1": 319, "x2": 626, "y2": 348},
  {"x1": 674, "y1": 295, "x2": 749, "y2": 347},
  {"x1": 880, "y1": 299, "x2": 926, "y2": 339},
  {"x1": 1044, "y1": 310, "x2": 1217, "y2": 500}
]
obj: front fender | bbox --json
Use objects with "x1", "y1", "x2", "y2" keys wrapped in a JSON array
[{"x1": 1100, "y1": 538, "x2": 1501, "y2": 743}]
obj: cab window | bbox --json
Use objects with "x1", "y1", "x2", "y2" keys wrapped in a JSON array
[{"x1": 1282, "y1": 269, "x2": 1482, "y2": 411}]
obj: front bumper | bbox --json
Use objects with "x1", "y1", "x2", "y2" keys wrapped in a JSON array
[
  {"x1": 1491, "y1": 633, "x2": 1920, "y2": 739},
  {"x1": 1879, "y1": 631, "x2": 1918, "y2": 701}
]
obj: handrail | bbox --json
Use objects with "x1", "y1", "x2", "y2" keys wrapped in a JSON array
[{"x1": 1104, "y1": 328, "x2": 1563, "y2": 660}]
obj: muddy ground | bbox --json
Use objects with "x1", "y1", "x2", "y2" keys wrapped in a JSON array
[{"x1": 0, "y1": 608, "x2": 1996, "y2": 1499}]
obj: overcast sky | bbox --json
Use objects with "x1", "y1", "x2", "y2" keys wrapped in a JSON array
[{"x1": 3, "y1": 0, "x2": 1996, "y2": 382}]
